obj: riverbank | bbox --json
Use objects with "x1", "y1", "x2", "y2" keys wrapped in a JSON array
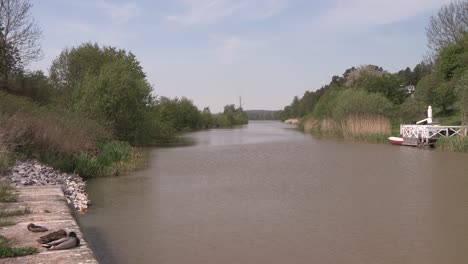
[
  {"x1": 301, "y1": 116, "x2": 392, "y2": 144},
  {"x1": 0, "y1": 186, "x2": 97, "y2": 263},
  {"x1": 1, "y1": 160, "x2": 90, "y2": 212},
  {"x1": 298, "y1": 116, "x2": 468, "y2": 152}
]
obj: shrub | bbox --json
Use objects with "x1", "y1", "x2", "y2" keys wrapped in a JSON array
[
  {"x1": 436, "y1": 136, "x2": 468, "y2": 153},
  {"x1": 331, "y1": 89, "x2": 394, "y2": 120},
  {"x1": 0, "y1": 91, "x2": 111, "y2": 155}
]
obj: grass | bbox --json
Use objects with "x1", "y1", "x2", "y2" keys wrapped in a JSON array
[
  {"x1": 0, "y1": 184, "x2": 16, "y2": 203},
  {"x1": 0, "y1": 235, "x2": 38, "y2": 259},
  {"x1": 74, "y1": 141, "x2": 145, "y2": 178},
  {"x1": 435, "y1": 136, "x2": 468, "y2": 153},
  {"x1": 0, "y1": 221, "x2": 15, "y2": 227},
  {"x1": 302, "y1": 115, "x2": 391, "y2": 143},
  {"x1": 0, "y1": 208, "x2": 31, "y2": 218}
]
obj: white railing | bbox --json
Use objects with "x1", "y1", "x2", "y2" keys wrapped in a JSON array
[{"x1": 400, "y1": 125, "x2": 468, "y2": 140}]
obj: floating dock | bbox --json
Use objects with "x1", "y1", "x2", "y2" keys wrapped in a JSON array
[{"x1": 0, "y1": 186, "x2": 98, "y2": 264}]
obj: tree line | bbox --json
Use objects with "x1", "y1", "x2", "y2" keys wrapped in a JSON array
[
  {"x1": 280, "y1": 0, "x2": 468, "y2": 127},
  {"x1": 0, "y1": 0, "x2": 247, "y2": 177}
]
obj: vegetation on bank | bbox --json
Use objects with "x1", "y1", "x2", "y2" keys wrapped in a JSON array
[
  {"x1": 0, "y1": 235, "x2": 38, "y2": 259},
  {"x1": 245, "y1": 110, "x2": 281, "y2": 120},
  {"x1": 0, "y1": 0, "x2": 248, "y2": 178},
  {"x1": 281, "y1": 0, "x2": 468, "y2": 151},
  {"x1": 436, "y1": 137, "x2": 468, "y2": 152},
  {"x1": 0, "y1": 183, "x2": 16, "y2": 203}
]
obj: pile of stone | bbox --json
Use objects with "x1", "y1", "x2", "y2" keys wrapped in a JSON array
[{"x1": 3, "y1": 160, "x2": 90, "y2": 212}]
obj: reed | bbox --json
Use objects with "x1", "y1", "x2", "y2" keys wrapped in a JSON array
[
  {"x1": 435, "y1": 136, "x2": 468, "y2": 153},
  {"x1": 341, "y1": 115, "x2": 391, "y2": 138},
  {"x1": 302, "y1": 115, "x2": 391, "y2": 143}
]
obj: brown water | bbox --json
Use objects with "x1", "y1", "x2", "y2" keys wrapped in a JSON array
[{"x1": 80, "y1": 121, "x2": 468, "y2": 264}]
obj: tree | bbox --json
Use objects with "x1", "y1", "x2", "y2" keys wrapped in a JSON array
[
  {"x1": 50, "y1": 43, "x2": 146, "y2": 109},
  {"x1": 359, "y1": 74, "x2": 405, "y2": 104},
  {"x1": 0, "y1": 24, "x2": 21, "y2": 81},
  {"x1": 290, "y1": 96, "x2": 300, "y2": 117},
  {"x1": 456, "y1": 71, "x2": 468, "y2": 124},
  {"x1": 438, "y1": 37, "x2": 466, "y2": 81},
  {"x1": 344, "y1": 65, "x2": 385, "y2": 88},
  {"x1": 0, "y1": 0, "x2": 42, "y2": 66},
  {"x1": 73, "y1": 59, "x2": 153, "y2": 142},
  {"x1": 426, "y1": 0, "x2": 468, "y2": 51}
]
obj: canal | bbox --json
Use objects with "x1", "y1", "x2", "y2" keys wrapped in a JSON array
[{"x1": 80, "y1": 121, "x2": 468, "y2": 264}]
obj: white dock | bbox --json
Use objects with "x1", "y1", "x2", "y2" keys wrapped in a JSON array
[{"x1": 400, "y1": 125, "x2": 467, "y2": 146}]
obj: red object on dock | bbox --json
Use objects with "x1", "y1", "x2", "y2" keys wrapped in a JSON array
[{"x1": 388, "y1": 137, "x2": 403, "y2": 145}]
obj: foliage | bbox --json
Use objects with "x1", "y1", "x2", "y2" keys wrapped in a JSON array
[
  {"x1": 0, "y1": 0, "x2": 42, "y2": 68},
  {"x1": 74, "y1": 59, "x2": 152, "y2": 142},
  {"x1": 244, "y1": 110, "x2": 280, "y2": 120},
  {"x1": 456, "y1": 71, "x2": 468, "y2": 124},
  {"x1": 214, "y1": 105, "x2": 248, "y2": 127},
  {"x1": 344, "y1": 65, "x2": 385, "y2": 88},
  {"x1": 0, "y1": 91, "x2": 111, "y2": 155},
  {"x1": 426, "y1": 0, "x2": 468, "y2": 51},
  {"x1": 0, "y1": 183, "x2": 16, "y2": 202},
  {"x1": 396, "y1": 97, "x2": 427, "y2": 122},
  {"x1": 436, "y1": 136, "x2": 468, "y2": 153},
  {"x1": 0, "y1": 26, "x2": 22, "y2": 80},
  {"x1": 73, "y1": 141, "x2": 131, "y2": 178},
  {"x1": 201, "y1": 107, "x2": 214, "y2": 128},
  {"x1": 329, "y1": 89, "x2": 394, "y2": 120},
  {"x1": 438, "y1": 37, "x2": 467, "y2": 81},
  {"x1": 0, "y1": 221, "x2": 15, "y2": 227},
  {"x1": 358, "y1": 74, "x2": 405, "y2": 104},
  {"x1": 6, "y1": 71, "x2": 54, "y2": 104},
  {"x1": 0, "y1": 235, "x2": 38, "y2": 259},
  {"x1": 155, "y1": 97, "x2": 202, "y2": 131}
]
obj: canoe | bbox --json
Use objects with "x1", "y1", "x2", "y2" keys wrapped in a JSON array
[{"x1": 388, "y1": 136, "x2": 403, "y2": 145}]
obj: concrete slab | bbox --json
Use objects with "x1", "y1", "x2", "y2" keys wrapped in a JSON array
[{"x1": 0, "y1": 187, "x2": 98, "y2": 264}]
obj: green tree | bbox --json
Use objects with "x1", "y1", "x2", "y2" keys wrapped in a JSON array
[
  {"x1": 201, "y1": 107, "x2": 214, "y2": 128},
  {"x1": 456, "y1": 71, "x2": 468, "y2": 124},
  {"x1": 73, "y1": 58, "x2": 152, "y2": 142},
  {"x1": 438, "y1": 38, "x2": 466, "y2": 81},
  {"x1": 49, "y1": 43, "x2": 146, "y2": 109},
  {"x1": 359, "y1": 74, "x2": 405, "y2": 104},
  {"x1": 0, "y1": 24, "x2": 22, "y2": 84}
]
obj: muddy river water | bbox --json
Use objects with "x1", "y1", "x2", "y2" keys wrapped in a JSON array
[{"x1": 80, "y1": 121, "x2": 468, "y2": 264}]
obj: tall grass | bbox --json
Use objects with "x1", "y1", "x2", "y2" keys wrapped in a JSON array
[
  {"x1": 0, "y1": 91, "x2": 114, "y2": 176},
  {"x1": 0, "y1": 183, "x2": 16, "y2": 203},
  {"x1": 74, "y1": 141, "x2": 144, "y2": 178},
  {"x1": 341, "y1": 115, "x2": 391, "y2": 139},
  {"x1": 302, "y1": 115, "x2": 391, "y2": 143},
  {"x1": 0, "y1": 92, "x2": 111, "y2": 155},
  {"x1": 0, "y1": 139, "x2": 10, "y2": 175},
  {"x1": 436, "y1": 136, "x2": 468, "y2": 153}
]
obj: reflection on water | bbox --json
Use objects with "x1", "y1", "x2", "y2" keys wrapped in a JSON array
[{"x1": 80, "y1": 121, "x2": 468, "y2": 264}]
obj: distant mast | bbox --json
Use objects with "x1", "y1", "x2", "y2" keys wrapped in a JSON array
[{"x1": 239, "y1": 96, "x2": 242, "y2": 111}]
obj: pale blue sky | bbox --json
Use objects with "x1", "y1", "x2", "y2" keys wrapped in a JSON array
[{"x1": 29, "y1": 0, "x2": 449, "y2": 112}]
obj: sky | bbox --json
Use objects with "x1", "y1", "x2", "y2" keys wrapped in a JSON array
[{"x1": 29, "y1": 0, "x2": 450, "y2": 112}]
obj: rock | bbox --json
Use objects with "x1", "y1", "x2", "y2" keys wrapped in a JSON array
[{"x1": 1, "y1": 160, "x2": 90, "y2": 212}]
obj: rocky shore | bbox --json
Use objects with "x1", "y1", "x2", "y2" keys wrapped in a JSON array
[{"x1": 1, "y1": 160, "x2": 90, "y2": 212}]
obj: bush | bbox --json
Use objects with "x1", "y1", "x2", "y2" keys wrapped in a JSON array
[
  {"x1": 329, "y1": 89, "x2": 394, "y2": 120},
  {"x1": 0, "y1": 91, "x2": 111, "y2": 155},
  {"x1": 397, "y1": 98, "x2": 427, "y2": 122},
  {"x1": 74, "y1": 141, "x2": 134, "y2": 178},
  {"x1": 436, "y1": 136, "x2": 468, "y2": 153}
]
